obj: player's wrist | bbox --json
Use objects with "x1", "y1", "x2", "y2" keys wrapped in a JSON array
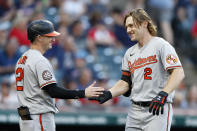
[
  {"x1": 108, "y1": 89, "x2": 114, "y2": 98},
  {"x1": 105, "y1": 91, "x2": 112, "y2": 99},
  {"x1": 159, "y1": 91, "x2": 168, "y2": 98},
  {"x1": 98, "y1": 90, "x2": 112, "y2": 104},
  {"x1": 76, "y1": 90, "x2": 85, "y2": 98}
]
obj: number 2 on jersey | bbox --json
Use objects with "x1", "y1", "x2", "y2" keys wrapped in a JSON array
[
  {"x1": 16, "y1": 68, "x2": 24, "y2": 91},
  {"x1": 144, "y1": 67, "x2": 152, "y2": 80}
]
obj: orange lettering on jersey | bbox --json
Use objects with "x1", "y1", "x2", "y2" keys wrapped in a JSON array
[
  {"x1": 17, "y1": 86, "x2": 23, "y2": 91},
  {"x1": 128, "y1": 55, "x2": 158, "y2": 74},
  {"x1": 16, "y1": 68, "x2": 24, "y2": 91},
  {"x1": 18, "y1": 56, "x2": 27, "y2": 65}
]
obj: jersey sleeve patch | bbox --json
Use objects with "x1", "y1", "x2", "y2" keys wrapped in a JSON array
[
  {"x1": 42, "y1": 70, "x2": 53, "y2": 80},
  {"x1": 166, "y1": 54, "x2": 178, "y2": 65}
]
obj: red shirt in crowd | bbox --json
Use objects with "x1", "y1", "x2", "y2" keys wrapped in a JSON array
[{"x1": 9, "y1": 27, "x2": 31, "y2": 46}]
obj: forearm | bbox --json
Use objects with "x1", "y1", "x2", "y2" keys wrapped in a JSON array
[
  {"x1": 163, "y1": 68, "x2": 185, "y2": 94},
  {"x1": 109, "y1": 80, "x2": 129, "y2": 97},
  {"x1": 42, "y1": 83, "x2": 85, "y2": 99}
]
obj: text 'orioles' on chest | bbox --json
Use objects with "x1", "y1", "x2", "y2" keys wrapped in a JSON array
[
  {"x1": 128, "y1": 54, "x2": 158, "y2": 73},
  {"x1": 18, "y1": 56, "x2": 27, "y2": 65}
]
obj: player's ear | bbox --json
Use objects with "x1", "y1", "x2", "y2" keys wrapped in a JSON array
[
  {"x1": 36, "y1": 35, "x2": 42, "y2": 42},
  {"x1": 142, "y1": 21, "x2": 148, "y2": 28}
]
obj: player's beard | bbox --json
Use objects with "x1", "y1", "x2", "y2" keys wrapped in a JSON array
[
  {"x1": 130, "y1": 33, "x2": 137, "y2": 41},
  {"x1": 131, "y1": 30, "x2": 141, "y2": 42},
  {"x1": 129, "y1": 30, "x2": 138, "y2": 41},
  {"x1": 130, "y1": 35, "x2": 135, "y2": 41}
]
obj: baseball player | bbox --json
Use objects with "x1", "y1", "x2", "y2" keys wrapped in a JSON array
[
  {"x1": 92, "y1": 9, "x2": 185, "y2": 131},
  {"x1": 15, "y1": 19, "x2": 104, "y2": 131}
]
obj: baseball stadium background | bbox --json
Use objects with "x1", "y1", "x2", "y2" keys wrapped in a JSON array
[{"x1": 0, "y1": 0, "x2": 197, "y2": 131}]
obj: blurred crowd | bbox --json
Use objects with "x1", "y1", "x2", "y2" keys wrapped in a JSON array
[{"x1": 0, "y1": 0, "x2": 197, "y2": 112}]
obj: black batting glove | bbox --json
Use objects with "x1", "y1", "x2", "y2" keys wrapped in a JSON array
[
  {"x1": 149, "y1": 91, "x2": 168, "y2": 116},
  {"x1": 89, "y1": 91, "x2": 112, "y2": 104}
]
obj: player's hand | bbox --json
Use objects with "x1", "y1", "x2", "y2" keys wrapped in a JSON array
[
  {"x1": 85, "y1": 81, "x2": 104, "y2": 98},
  {"x1": 149, "y1": 91, "x2": 168, "y2": 115},
  {"x1": 89, "y1": 91, "x2": 112, "y2": 104}
]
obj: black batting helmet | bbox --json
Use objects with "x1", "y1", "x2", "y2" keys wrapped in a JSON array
[{"x1": 27, "y1": 19, "x2": 60, "y2": 42}]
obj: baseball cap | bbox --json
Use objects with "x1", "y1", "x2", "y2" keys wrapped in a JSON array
[
  {"x1": 28, "y1": 19, "x2": 60, "y2": 37},
  {"x1": 27, "y1": 19, "x2": 60, "y2": 42}
]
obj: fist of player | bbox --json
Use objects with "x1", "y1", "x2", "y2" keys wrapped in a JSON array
[{"x1": 149, "y1": 91, "x2": 168, "y2": 115}]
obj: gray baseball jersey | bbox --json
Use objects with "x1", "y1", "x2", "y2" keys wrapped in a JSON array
[
  {"x1": 15, "y1": 49, "x2": 58, "y2": 114},
  {"x1": 122, "y1": 37, "x2": 182, "y2": 102}
]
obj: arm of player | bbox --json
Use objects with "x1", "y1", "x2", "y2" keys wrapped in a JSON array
[
  {"x1": 42, "y1": 81, "x2": 104, "y2": 99},
  {"x1": 149, "y1": 68, "x2": 185, "y2": 115},
  {"x1": 89, "y1": 80, "x2": 130, "y2": 104},
  {"x1": 109, "y1": 80, "x2": 130, "y2": 97},
  {"x1": 162, "y1": 68, "x2": 185, "y2": 94},
  {"x1": 89, "y1": 70, "x2": 131, "y2": 104}
]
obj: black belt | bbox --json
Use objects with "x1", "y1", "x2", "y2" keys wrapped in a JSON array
[{"x1": 132, "y1": 101, "x2": 151, "y2": 107}]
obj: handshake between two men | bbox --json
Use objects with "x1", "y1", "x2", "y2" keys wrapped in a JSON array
[
  {"x1": 84, "y1": 81, "x2": 112, "y2": 104},
  {"x1": 88, "y1": 91, "x2": 112, "y2": 104},
  {"x1": 87, "y1": 81, "x2": 169, "y2": 116}
]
